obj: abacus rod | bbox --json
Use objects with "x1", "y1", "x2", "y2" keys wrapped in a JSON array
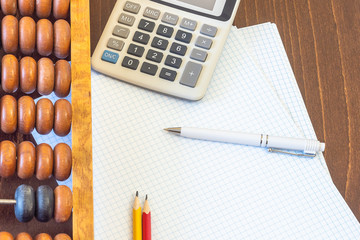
[{"x1": 0, "y1": 199, "x2": 16, "y2": 204}]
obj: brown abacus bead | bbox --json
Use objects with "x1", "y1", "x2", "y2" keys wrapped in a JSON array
[
  {"x1": 0, "y1": 140, "x2": 16, "y2": 178},
  {"x1": 37, "y1": 19, "x2": 54, "y2": 56},
  {"x1": 34, "y1": 233, "x2": 52, "y2": 240},
  {"x1": 18, "y1": 0, "x2": 35, "y2": 16},
  {"x1": 18, "y1": 96, "x2": 36, "y2": 134},
  {"x1": 1, "y1": 15, "x2": 18, "y2": 53},
  {"x1": 38, "y1": 58, "x2": 54, "y2": 95},
  {"x1": 2, "y1": 54, "x2": 19, "y2": 93},
  {"x1": 54, "y1": 19, "x2": 71, "y2": 59},
  {"x1": 36, "y1": 0, "x2": 52, "y2": 18},
  {"x1": 19, "y1": 17, "x2": 36, "y2": 55},
  {"x1": 54, "y1": 143, "x2": 72, "y2": 181},
  {"x1": 36, "y1": 98, "x2": 54, "y2": 134},
  {"x1": 54, "y1": 60, "x2": 71, "y2": 97},
  {"x1": 54, "y1": 99, "x2": 72, "y2": 136},
  {"x1": 54, "y1": 185, "x2": 72, "y2": 223},
  {"x1": 17, "y1": 141, "x2": 36, "y2": 179},
  {"x1": 1, "y1": 0, "x2": 17, "y2": 15},
  {"x1": 53, "y1": 0, "x2": 70, "y2": 19},
  {"x1": 20, "y1": 57, "x2": 37, "y2": 94},
  {"x1": 1, "y1": 95, "x2": 17, "y2": 134},
  {"x1": 15, "y1": 232, "x2": 33, "y2": 240},
  {"x1": 54, "y1": 233, "x2": 71, "y2": 240},
  {"x1": 36, "y1": 143, "x2": 53, "y2": 180},
  {"x1": 0, "y1": 232, "x2": 14, "y2": 240}
]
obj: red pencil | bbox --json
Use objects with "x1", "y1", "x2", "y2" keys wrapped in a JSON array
[{"x1": 142, "y1": 195, "x2": 151, "y2": 240}]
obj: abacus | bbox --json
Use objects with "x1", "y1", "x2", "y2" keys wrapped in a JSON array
[{"x1": 0, "y1": 0, "x2": 92, "y2": 239}]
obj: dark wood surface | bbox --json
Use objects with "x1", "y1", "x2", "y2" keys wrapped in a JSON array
[{"x1": 90, "y1": 0, "x2": 360, "y2": 222}]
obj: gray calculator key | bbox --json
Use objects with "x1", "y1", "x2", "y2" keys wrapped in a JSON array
[
  {"x1": 195, "y1": 36, "x2": 212, "y2": 49},
  {"x1": 138, "y1": 19, "x2": 155, "y2": 32},
  {"x1": 180, "y1": 62, "x2": 203, "y2": 87},
  {"x1": 175, "y1": 30, "x2": 192, "y2": 43},
  {"x1": 123, "y1": 1, "x2": 141, "y2": 14},
  {"x1": 146, "y1": 49, "x2": 163, "y2": 63},
  {"x1": 113, "y1": 25, "x2": 130, "y2": 38},
  {"x1": 151, "y1": 37, "x2": 169, "y2": 50},
  {"x1": 180, "y1": 18, "x2": 197, "y2": 31},
  {"x1": 122, "y1": 56, "x2": 139, "y2": 70},
  {"x1": 143, "y1": 7, "x2": 161, "y2": 19},
  {"x1": 107, "y1": 38, "x2": 125, "y2": 51},
  {"x1": 160, "y1": 68, "x2": 177, "y2": 81},
  {"x1": 165, "y1": 55, "x2": 182, "y2": 69},
  {"x1": 190, "y1": 48, "x2": 207, "y2": 62},
  {"x1": 157, "y1": 24, "x2": 174, "y2": 38},
  {"x1": 133, "y1": 31, "x2": 150, "y2": 44},
  {"x1": 118, "y1": 13, "x2": 136, "y2": 26},
  {"x1": 200, "y1": 24, "x2": 218, "y2": 37},
  {"x1": 127, "y1": 43, "x2": 145, "y2": 57},
  {"x1": 170, "y1": 42, "x2": 187, "y2": 56},
  {"x1": 141, "y1": 62, "x2": 158, "y2": 76},
  {"x1": 162, "y1": 12, "x2": 179, "y2": 25}
]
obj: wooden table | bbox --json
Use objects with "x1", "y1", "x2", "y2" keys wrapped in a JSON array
[{"x1": 90, "y1": 0, "x2": 360, "y2": 222}]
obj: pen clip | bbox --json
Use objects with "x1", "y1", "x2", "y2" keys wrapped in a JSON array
[{"x1": 268, "y1": 148, "x2": 316, "y2": 158}]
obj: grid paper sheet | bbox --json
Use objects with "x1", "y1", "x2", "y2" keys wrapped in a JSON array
[{"x1": 91, "y1": 25, "x2": 360, "y2": 239}]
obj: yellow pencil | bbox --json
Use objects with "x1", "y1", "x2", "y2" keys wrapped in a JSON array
[{"x1": 133, "y1": 191, "x2": 142, "y2": 240}]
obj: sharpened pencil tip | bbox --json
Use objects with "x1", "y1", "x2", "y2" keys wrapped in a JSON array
[
  {"x1": 145, "y1": 194, "x2": 148, "y2": 200},
  {"x1": 136, "y1": 191, "x2": 138, "y2": 197}
]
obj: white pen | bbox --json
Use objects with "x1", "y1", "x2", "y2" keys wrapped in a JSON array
[{"x1": 164, "y1": 127, "x2": 325, "y2": 157}]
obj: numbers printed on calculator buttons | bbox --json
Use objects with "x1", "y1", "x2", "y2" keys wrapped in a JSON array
[
  {"x1": 127, "y1": 43, "x2": 145, "y2": 57},
  {"x1": 151, "y1": 37, "x2": 169, "y2": 50},
  {"x1": 165, "y1": 55, "x2": 182, "y2": 69},
  {"x1": 138, "y1": 19, "x2": 155, "y2": 32},
  {"x1": 141, "y1": 62, "x2": 158, "y2": 76},
  {"x1": 156, "y1": 24, "x2": 174, "y2": 38},
  {"x1": 122, "y1": 56, "x2": 139, "y2": 70},
  {"x1": 133, "y1": 31, "x2": 150, "y2": 44},
  {"x1": 160, "y1": 68, "x2": 177, "y2": 81},
  {"x1": 146, "y1": 49, "x2": 163, "y2": 63},
  {"x1": 175, "y1": 30, "x2": 192, "y2": 43},
  {"x1": 170, "y1": 42, "x2": 187, "y2": 56}
]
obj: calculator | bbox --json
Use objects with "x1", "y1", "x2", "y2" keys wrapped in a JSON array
[{"x1": 91, "y1": 0, "x2": 241, "y2": 100}]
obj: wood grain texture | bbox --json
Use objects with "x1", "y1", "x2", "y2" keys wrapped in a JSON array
[
  {"x1": 71, "y1": 0, "x2": 94, "y2": 239},
  {"x1": 90, "y1": 0, "x2": 360, "y2": 222}
]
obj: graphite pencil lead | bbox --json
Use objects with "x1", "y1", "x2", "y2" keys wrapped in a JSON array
[
  {"x1": 145, "y1": 194, "x2": 148, "y2": 200},
  {"x1": 136, "y1": 191, "x2": 138, "y2": 197}
]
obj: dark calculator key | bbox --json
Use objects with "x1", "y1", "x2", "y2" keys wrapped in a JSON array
[
  {"x1": 127, "y1": 43, "x2": 145, "y2": 57},
  {"x1": 160, "y1": 68, "x2": 177, "y2": 81},
  {"x1": 175, "y1": 30, "x2": 192, "y2": 43},
  {"x1": 138, "y1": 19, "x2": 155, "y2": 32},
  {"x1": 151, "y1": 37, "x2": 169, "y2": 50},
  {"x1": 146, "y1": 49, "x2": 163, "y2": 63},
  {"x1": 170, "y1": 42, "x2": 187, "y2": 56},
  {"x1": 165, "y1": 55, "x2": 182, "y2": 69},
  {"x1": 156, "y1": 24, "x2": 174, "y2": 38},
  {"x1": 122, "y1": 56, "x2": 139, "y2": 70},
  {"x1": 133, "y1": 31, "x2": 150, "y2": 44},
  {"x1": 141, "y1": 62, "x2": 158, "y2": 76}
]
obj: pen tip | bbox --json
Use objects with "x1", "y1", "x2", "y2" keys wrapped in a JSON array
[
  {"x1": 136, "y1": 191, "x2": 138, "y2": 197},
  {"x1": 145, "y1": 194, "x2": 148, "y2": 200},
  {"x1": 163, "y1": 127, "x2": 181, "y2": 134}
]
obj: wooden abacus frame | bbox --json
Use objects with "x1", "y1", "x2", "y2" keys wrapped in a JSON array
[{"x1": 70, "y1": 1, "x2": 93, "y2": 239}]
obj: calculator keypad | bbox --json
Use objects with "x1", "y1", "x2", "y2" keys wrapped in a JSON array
[{"x1": 101, "y1": 0, "x2": 220, "y2": 89}]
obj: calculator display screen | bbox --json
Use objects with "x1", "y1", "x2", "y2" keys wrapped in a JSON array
[{"x1": 177, "y1": 0, "x2": 216, "y2": 11}]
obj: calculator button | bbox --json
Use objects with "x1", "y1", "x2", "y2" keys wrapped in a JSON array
[
  {"x1": 122, "y1": 56, "x2": 139, "y2": 70},
  {"x1": 143, "y1": 7, "x2": 161, "y2": 20},
  {"x1": 133, "y1": 31, "x2": 150, "y2": 44},
  {"x1": 123, "y1": 1, "x2": 141, "y2": 14},
  {"x1": 151, "y1": 37, "x2": 169, "y2": 50},
  {"x1": 101, "y1": 50, "x2": 119, "y2": 64},
  {"x1": 180, "y1": 18, "x2": 197, "y2": 31},
  {"x1": 160, "y1": 68, "x2": 177, "y2": 81},
  {"x1": 195, "y1": 36, "x2": 212, "y2": 50},
  {"x1": 118, "y1": 13, "x2": 136, "y2": 26},
  {"x1": 190, "y1": 48, "x2": 207, "y2": 62},
  {"x1": 113, "y1": 25, "x2": 130, "y2": 38},
  {"x1": 180, "y1": 62, "x2": 202, "y2": 87},
  {"x1": 107, "y1": 38, "x2": 125, "y2": 51},
  {"x1": 146, "y1": 49, "x2": 163, "y2": 63},
  {"x1": 138, "y1": 19, "x2": 155, "y2": 32},
  {"x1": 156, "y1": 24, "x2": 174, "y2": 38},
  {"x1": 170, "y1": 42, "x2": 187, "y2": 56},
  {"x1": 165, "y1": 55, "x2": 182, "y2": 69},
  {"x1": 127, "y1": 43, "x2": 145, "y2": 57},
  {"x1": 200, "y1": 24, "x2": 218, "y2": 37},
  {"x1": 141, "y1": 62, "x2": 158, "y2": 76},
  {"x1": 175, "y1": 30, "x2": 192, "y2": 43},
  {"x1": 162, "y1": 12, "x2": 179, "y2": 25}
]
